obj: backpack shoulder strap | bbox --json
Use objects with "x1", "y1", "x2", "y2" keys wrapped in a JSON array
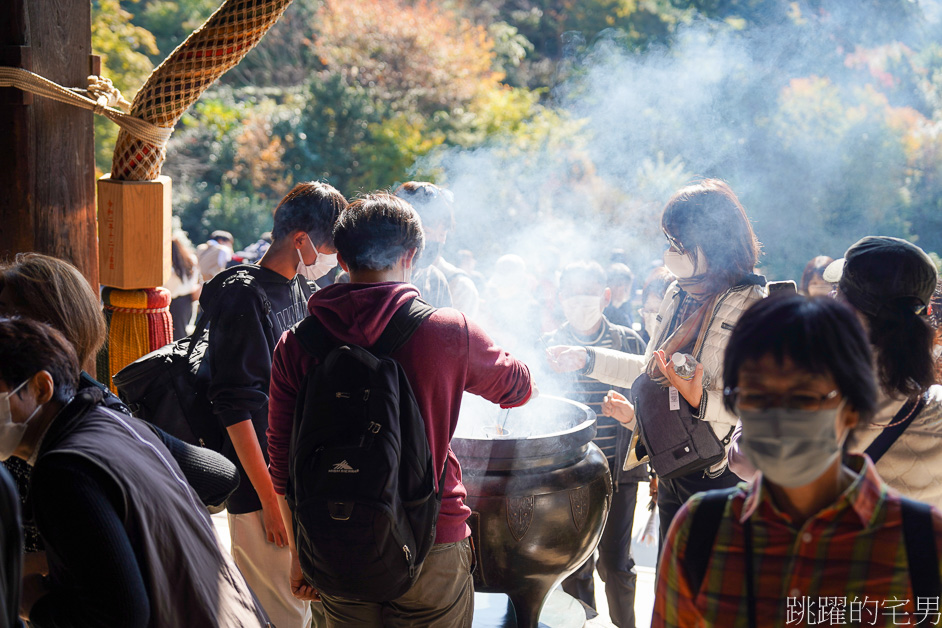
[
  {"x1": 220, "y1": 265, "x2": 272, "y2": 319},
  {"x1": 865, "y1": 393, "x2": 929, "y2": 464},
  {"x1": 187, "y1": 266, "x2": 273, "y2": 360},
  {"x1": 372, "y1": 298, "x2": 436, "y2": 356},
  {"x1": 292, "y1": 296, "x2": 436, "y2": 360},
  {"x1": 292, "y1": 315, "x2": 335, "y2": 360},
  {"x1": 900, "y1": 496, "x2": 941, "y2": 602},
  {"x1": 195, "y1": 265, "x2": 272, "y2": 327},
  {"x1": 683, "y1": 486, "x2": 739, "y2": 595}
]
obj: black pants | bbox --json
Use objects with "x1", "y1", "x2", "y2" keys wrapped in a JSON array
[
  {"x1": 169, "y1": 296, "x2": 193, "y2": 341},
  {"x1": 656, "y1": 466, "x2": 740, "y2": 564},
  {"x1": 562, "y1": 481, "x2": 639, "y2": 628}
]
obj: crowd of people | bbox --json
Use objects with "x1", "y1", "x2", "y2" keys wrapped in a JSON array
[{"x1": 0, "y1": 176, "x2": 940, "y2": 628}]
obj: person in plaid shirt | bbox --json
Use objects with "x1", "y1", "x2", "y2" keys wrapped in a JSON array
[{"x1": 654, "y1": 294, "x2": 942, "y2": 628}]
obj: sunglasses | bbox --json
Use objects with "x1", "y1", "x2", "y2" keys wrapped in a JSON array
[
  {"x1": 406, "y1": 182, "x2": 454, "y2": 204},
  {"x1": 724, "y1": 387, "x2": 839, "y2": 411},
  {"x1": 663, "y1": 230, "x2": 685, "y2": 255}
]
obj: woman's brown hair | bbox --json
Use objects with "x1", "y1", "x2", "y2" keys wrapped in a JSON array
[
  {"x1": 800, "y1": 255, "x2": 834, "y2": 294},
  {"x1": 171, "y1": 236, "x2": 198, "y2": 281},
  {"x1": 0, "y1": 253, "x2": 106, "y2": 368},
  {"x1": 660, "y1": 179, "x2": 761, "y2": 290}
]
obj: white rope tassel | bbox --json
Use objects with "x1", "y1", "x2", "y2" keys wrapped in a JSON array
[{"x1": 0, "y1": 67, "x2": 172, "y2": 146}]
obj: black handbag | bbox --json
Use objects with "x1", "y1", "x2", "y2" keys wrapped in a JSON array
[
  {"x1": 625, "y1": 372, "x2": 733, "y2": 480},
  {"x1": 113, "y1": 268, "x2": 270, "y2": 452}
]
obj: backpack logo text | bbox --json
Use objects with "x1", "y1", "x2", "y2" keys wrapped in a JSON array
[{"x1": 329, "y1": 460, "x2": 359, "y2": 474}]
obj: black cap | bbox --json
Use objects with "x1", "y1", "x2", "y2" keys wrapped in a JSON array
[{"x1": 823, "y1": 236, "x2": 938, "y2": 316}]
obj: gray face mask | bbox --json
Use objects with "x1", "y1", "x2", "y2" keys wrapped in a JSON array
[{"x1": 738, "y1": 401, "x2": 846, "y2": 488}]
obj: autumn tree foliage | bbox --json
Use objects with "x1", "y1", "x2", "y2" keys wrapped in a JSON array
[
  {"x1": 314, "y1": 0, "x2": 501, "y2": 117},
  {"x1": 101, "y1": 0, "x2": 942, "y2": 274}
]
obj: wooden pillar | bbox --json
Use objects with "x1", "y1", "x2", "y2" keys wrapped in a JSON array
[{"x1": 0, "y1": 0, "x2": 99, "y2": 288}]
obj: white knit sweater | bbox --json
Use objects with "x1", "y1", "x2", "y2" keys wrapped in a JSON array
[
  {"x1": 587, "y1": 280, "x2": 767, "y2": 474},
  {"x1": 847, "y1": 385, "x2": 942, "y2": 510}
]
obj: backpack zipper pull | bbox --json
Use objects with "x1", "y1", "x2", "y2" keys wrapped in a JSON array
[
  {"x1": 360, "y1": 421, "x2": 382, "y2": 448},
  {"x1": 403, "y1": 545, "x2": 414, "y2": 577}
]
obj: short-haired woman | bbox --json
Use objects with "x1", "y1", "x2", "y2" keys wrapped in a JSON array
[
  {"x1": 549, "y1": 179, "x2": 767, "y2": 542},
  {"x1": 0, "y1": 317, "x2": 269, "y2": 627},
  {"x1": 654, "y1": 294, "x2": 942, "y2": 627}
]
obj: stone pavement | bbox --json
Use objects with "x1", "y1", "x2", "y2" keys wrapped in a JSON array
[
  {"x1": 587, "y1": 482, "x2": 658, "y2": 628},
  {"x1": 210, "y1": 481, "x2": 660, "y2": 628},
  {"x1": 585, "y1": 565, "x2": 655, "y2": 628}
]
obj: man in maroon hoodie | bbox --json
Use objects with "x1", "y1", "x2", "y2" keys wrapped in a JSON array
[{"x1": 267, "y1": 193, "x2": 534, "y2": 626}]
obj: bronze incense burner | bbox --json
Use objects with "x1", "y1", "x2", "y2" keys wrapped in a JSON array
[{"x1": 454, "y1": 396, "x2": 612, "y2": 627}]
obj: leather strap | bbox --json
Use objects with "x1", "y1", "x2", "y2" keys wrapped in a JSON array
[{"x1": 865, "y1": 393, "x2": 929, "y2": 464}]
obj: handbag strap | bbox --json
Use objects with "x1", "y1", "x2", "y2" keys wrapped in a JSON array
[{"x1": 864, "y1": 393, "x2": 929, "y2": 464}]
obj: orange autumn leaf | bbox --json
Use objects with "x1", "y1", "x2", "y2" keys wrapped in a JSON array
[{"x1": 314, "y1": 0, "x2": 500, "y2": 117}]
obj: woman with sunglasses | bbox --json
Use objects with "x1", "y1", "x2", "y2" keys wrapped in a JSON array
[
  {"x1": 654, "y1": 293, "x2": 942, "y2": 627},
  {"x1": 548, "y1": 178, "x2": 766, "y2": 544}
]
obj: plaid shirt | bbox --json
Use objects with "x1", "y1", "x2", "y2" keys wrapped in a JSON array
[{"x1": 653, "y1": 454, "x2": 942, "y2": 627}]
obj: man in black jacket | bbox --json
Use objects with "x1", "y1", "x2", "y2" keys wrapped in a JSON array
[{"x1": 201, "y1": 182, "x2": 346, "y2": 628}]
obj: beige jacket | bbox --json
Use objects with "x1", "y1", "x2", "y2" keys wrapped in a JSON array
[
  {"x1": 587, "y1": 280, "x2": 767, "y2": 474},
  {"x1": 847, "y1": 385, "x2": 942, "y2": 510}
]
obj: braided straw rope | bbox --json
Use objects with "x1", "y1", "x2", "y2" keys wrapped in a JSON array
[
  {"x1": 111, "y1": 0, "x2": 295, "y2": 181},
  {"x1": 0, "y1": 67, "x2": 173, "y2": 146}
]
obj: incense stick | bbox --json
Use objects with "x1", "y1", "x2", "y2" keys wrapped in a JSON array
[{"x1": 498, "y1": 407, "x2": 511, "y2": 434}]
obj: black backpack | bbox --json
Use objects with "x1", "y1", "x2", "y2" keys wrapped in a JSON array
[
  {"x1": 113, "y1": 267, "x2": 271, "y2": 451},
  {"x1": 287, "y1": 297, "x2": 445, "y2": 602}
]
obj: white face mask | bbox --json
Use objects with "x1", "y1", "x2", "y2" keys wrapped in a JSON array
[
  {"x1": 0, "y1": 379, "x2": 39, "y2": 461},
  {"x1": 297, "y1": 240, "x2": 338, "y2": 282},
  {"x1": 663, "y1": 250, "x2": 698, "y2": 279},
  {"x1": 561, "y1": 296, "x2": 604, "y2": 332}
]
